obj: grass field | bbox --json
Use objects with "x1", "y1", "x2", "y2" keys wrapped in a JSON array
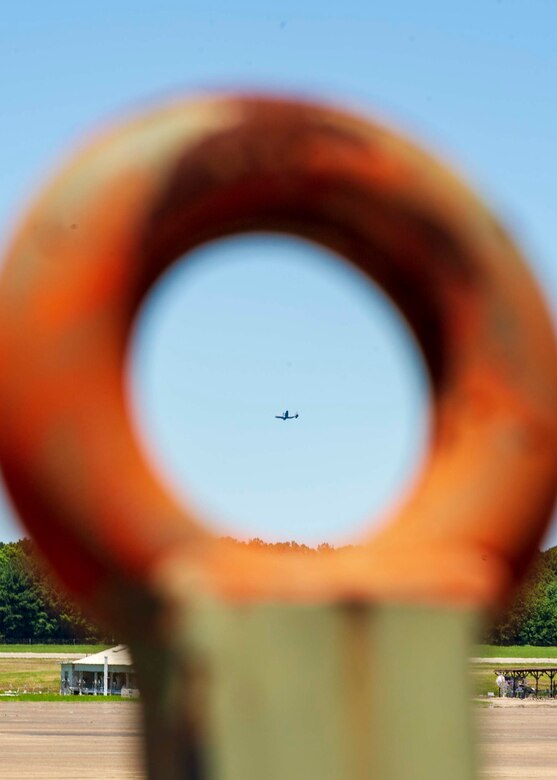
[
  {"x1": 0, "y1": 692, "x2": 132, "y2": 701},
  {"x1": 0, "y1": 657, "x2": 67, "y2": 693},
  {"x1": 0, "y1": 644, "x2": 555, "y2": 698},
  {"x1": 0, "y1": 655, "x2": 136, "y2": 698},
  {"x1": 0, "y1": 646, "x2": 109, "y2": 694},
  {"x1": 470, "y1": 667, "x2": 557, "y2": 697},
  {"x1": 472, "y1": 668, "x2": 508, "y2": 697},
  {"x1": 472, "y1": 645, "x2": 557, "y2": 658},
  {"x1": 4, "y1": 643, "x2": 555, "y2": 656},
  {"x1": 0, "y1": 652, "x2": 504, "y2": 697},
  {"x1": 471, "y1": 646, "x2": 557, "y2": 696},
  {"x1": 0, "y1": 644, "x2": 109, "y2": 654}
]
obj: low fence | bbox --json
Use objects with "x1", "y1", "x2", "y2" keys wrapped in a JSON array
[{"x1": 0, "y1": 638, "x2": 113, "y2": 645}]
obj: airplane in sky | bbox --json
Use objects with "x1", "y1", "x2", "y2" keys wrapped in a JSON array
[{"x1": 275, "y1": 410, "x2": 299, "y2": 420}]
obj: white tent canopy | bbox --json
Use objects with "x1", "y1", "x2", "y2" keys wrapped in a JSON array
[{"x1": 61, "y1": 645, "x2": 139, "y2": 696}]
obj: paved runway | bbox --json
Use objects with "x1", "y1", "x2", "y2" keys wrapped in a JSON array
[
  {"x1": 2, "y1": 700, "x2": 557, "y2": 778},
  {"x1": 0, "y1": 653, "x2": 84, "y2": 660},
  {"x1": 472, "y1": 658, "x2": 557, "y2": 665},
  {"x1": 0, "y1": 702, "x2": 144, "y2": 779},
  {"x1": 478, "y1": 702, "x2": 557, "y2": 779}
]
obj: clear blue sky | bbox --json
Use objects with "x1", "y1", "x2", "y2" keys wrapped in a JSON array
[{"x1": 1, "y1": 1, "x2": 557, "y2": 547}]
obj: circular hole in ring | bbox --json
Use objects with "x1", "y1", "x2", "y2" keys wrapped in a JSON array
[{"x1": 127, "y1": 233, "x2": 431, "y2": 546}]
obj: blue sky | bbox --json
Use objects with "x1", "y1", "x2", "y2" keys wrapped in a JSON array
[{"x1": 1, "y1": 1, "x2": 557, "y2": 546}]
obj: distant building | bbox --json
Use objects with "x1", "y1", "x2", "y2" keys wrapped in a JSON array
[{"x1": 60, "y1": 645, "x2": 139, "y2": 696}]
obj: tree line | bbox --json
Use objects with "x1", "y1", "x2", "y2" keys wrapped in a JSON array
[
  {"x1": 484, "y1": 546, "x2": 557, "y2": 646},
  {"x1": 0, "y1": 539, "x2": 106, "y2": 642},
  {"x1": 2, "y1": 537, "x2": 557, "y2": 644}
]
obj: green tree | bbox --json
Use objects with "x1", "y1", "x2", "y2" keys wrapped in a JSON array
[
  {"x1": 485, "y1": 548, "x2": 557, "y2": 646},
  {"x1": 0, "y1": 542, "x2": 56, "y2": 640},
  {"x1": 0, "y1": 539, "x2": 107, "y2": 642}
]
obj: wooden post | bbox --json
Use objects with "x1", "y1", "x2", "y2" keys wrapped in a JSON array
[{"x1": 128, "y1": 597, "x2": 479, "y2": 780}]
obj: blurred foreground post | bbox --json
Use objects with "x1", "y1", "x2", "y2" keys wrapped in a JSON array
[
  {"x1": 145, "y1": 599, "x2": 476, "y2": 779},
  {"x1": 0, "y1": 94, "x2": 556, "y2": 779}
]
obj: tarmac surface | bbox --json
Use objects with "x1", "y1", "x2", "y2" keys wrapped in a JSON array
[
  {"x1": 0, "y1": 702, "x2": 144, "y2": 779},
  {"x1": 1, "y1": 700, "x2": 557, "y2": 778},
  {"x1": 0, "y1": 653, "x2": 84, "y2": 659},
  {"x1": 478, "y1": 701, "x2": 557, "y2": 778},
  {"x1": 472, "y1": 658, "x2": 557, "y2": 665}
]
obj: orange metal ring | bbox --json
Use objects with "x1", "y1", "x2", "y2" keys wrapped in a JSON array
[{"x1": 0, "y1": 94, "x2": 556, "y2": 611}]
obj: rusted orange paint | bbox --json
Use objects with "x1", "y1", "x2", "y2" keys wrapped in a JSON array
[{"x1": 0, "y1": 95, "x2": 556, "y2": 611}]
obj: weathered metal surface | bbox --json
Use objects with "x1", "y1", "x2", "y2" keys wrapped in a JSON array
[{"x1": 0, "y1": 94, "x2": 556, "y2": 779}]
